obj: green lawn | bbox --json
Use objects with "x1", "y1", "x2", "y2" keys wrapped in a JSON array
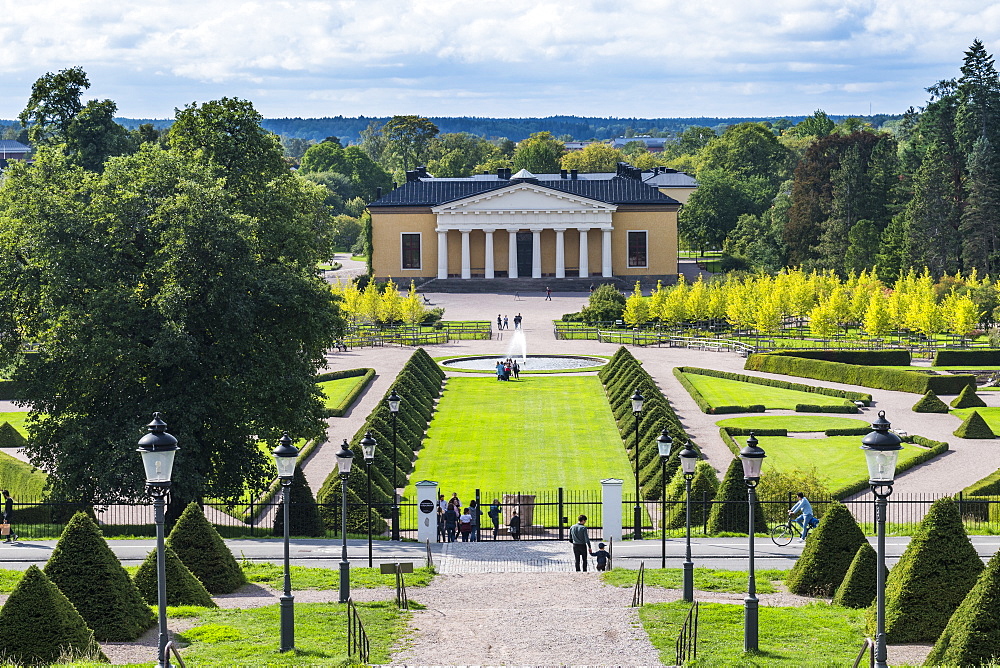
[
  {"x1": 754, "y1": 435, "x2": 932, "y2": 490},
  {"x1": 715, "y1": 416, "x2": 869, "y2": 432},
  {"x1": 953, "y1": 406, "x2": 1000, "y2": 431},
  {"x1": 640, "y1": 601, "x2": 867, "y2": 667},
  {"x1": 602, "y1": 567, "x2": 788, "y2": 594},
  {"x1": 681, "y1": 373, "x2": 853, "y2": 411},
  {"x1": 318, "y1": 376, "x2": 368, "y2": 409},
  {"x1": 0, "y1": 411, "x2": 28, "y2": 440},
  {"x1": 242, "y1": 563, "x2": 435, "y2": 589},
  {"x1": 404, "y1": 376, "x2": 632, "y2": 498}
]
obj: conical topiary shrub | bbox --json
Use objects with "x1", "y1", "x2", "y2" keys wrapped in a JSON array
[
  {"x1": 954, "y1": 410, "x2": 996, "y2": 439},
  {"x1": 0, "y1": 565, "x2": 107, "y2": 665},
  {"x1": 166, "y1": 502, "x2": 247, "y2": 594},
  {"x1": 951, "y1": 384, "x2": 987, "y2": 409},
  {"x1": 134, "y1": 545, "x2": 217, "y2": 608},
  {"x1": 833, "y1": 542, "x2": 882, "y2": 608},
  {"x1": 0, "y1": 421, "x2": 27, "y2": 448},
  {"x1": 871, "y1": 497, "x2": 984, "y2": 643},
  {"x1": 912, "y1": 390, "x2": 950, "y2": 413},
  {"x1": 273, "y1": 464, "x2": 325, "y2": 537},
  {"x1": 706, "y1": 458, "x2": 767, "y2": 535},
  {"x1": 926, "y1": 547, "x2": 1000, "y2": 665},
  {"x1": 316, "y1": 478, "x2": 385, "y2": 535},
  {"x1": 43, "y1": 512, "x2": 155, "y2": 641},
  {"x1": 664, "y1": 461, "x2": 718, "y2": 530},
  {"x1": 786, "y1": 501, "x2": 867, "y2": 597}
]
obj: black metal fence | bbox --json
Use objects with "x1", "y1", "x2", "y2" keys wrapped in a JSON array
[{"x1": 7, "y1": 491, "x2": 997, "y2": 539}]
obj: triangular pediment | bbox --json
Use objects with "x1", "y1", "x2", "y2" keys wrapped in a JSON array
[{"x1": 432, "y1": 183, "x2": 617, "y2": 214}]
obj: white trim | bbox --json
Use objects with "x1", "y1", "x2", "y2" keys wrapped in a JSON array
[
  {"x1": 400, "y1": 232, "x2": 422, "y2": 271},
  {"x1": 627, "y1": 230, "x2": 648, "y2": 269}
]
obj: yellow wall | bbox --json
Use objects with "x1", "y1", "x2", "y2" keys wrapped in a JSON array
[
  {"x1": 657, "y1": 186, "x2": 696, "y2": 205},
  {"x1": 370, "y1": 209, "x2": 437, "y2": 278},
  {"x1": 611, "y1": 207, "x2": 678, "y2": 276}
]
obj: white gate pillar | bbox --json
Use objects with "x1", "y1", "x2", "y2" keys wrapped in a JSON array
[
  {"x1": 601, "y1": 478, "x2": 623, "y2": 542},
  {"x1": 416, "y1": 480, "x2": 440, "y2": 543}
]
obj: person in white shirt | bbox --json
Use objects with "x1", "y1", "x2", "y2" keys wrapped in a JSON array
[{"x1": 789, "y1": 492, "x2": 815, "y2": 541}]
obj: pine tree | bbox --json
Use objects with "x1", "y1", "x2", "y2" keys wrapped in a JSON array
[
  {"x1": 926, "y1": 546, "x2": 1000, "y2": 666},
  {"x1": 955, "y1": 39, "x2": 1000, "y2": 156},
  {"x1": 960, "y1": 137, "x2": 1000, "y2": 274},
  {"x1": 905, "y1": 142, "x2": 961, "y2": 277},
  {"x1": 273, "y1": 464, "x2": 326, "y2": 537},
  {"x1": 706, "y1": 458, "x2": 767, "y2": 535},
  {"x1": 786, "y1": 502, "x2": 867, "y2": 597}
]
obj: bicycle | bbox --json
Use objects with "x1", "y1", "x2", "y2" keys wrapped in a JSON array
[{"x1": 770, "y1": 515, "x2": 819, "y2": 547}]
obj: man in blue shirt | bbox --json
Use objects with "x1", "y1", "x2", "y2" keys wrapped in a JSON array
[{"x1": 789, "y1": 492, "x2": 814, "y2": 541}]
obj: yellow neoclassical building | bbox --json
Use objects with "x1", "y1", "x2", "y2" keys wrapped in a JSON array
[{"x1": 367, "y1": 164, "x2": 693, "y2": 286}]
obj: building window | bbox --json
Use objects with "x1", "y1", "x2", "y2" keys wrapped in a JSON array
[
  {"x1": 401, "y1": 233, "x2": 421, "y2": 269},
  {"x1": 627, "y1": 231, "x2": 647, "y2": 268}
]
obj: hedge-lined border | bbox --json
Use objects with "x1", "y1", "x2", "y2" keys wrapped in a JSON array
[
  {"x1": 745, "y1": 353, "x2": 976, "y2": 395},
  {"x1": 321, "y1": 368, "x2": 375, "y2": 417},
  {"x1": 718, "y1": 427, "x2": 948, "y2": 500},
  {"x1": 933, "y1": 349, "x2": 1000, "y2": 367},
  {"x1": 795, "y1": 403, "x2": 858, "y2": 414},
  {"x1": 678, "y1": 366, "x2": 872, "y2": 404},
  {"x1": 770, "y1": 349, "x2": 910, "y2": 366},
  {"x1": 674, "y1": 367, "x2": 858, "y2": 414}
]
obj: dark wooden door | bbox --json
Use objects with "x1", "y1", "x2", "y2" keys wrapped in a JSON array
[{"x1": 516, "y1": 232, "x2": 532, "y2": 277}]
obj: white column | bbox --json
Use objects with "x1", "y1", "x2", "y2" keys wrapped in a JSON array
[
  {"x1": 508, "y1": 230, "x2": 518, "y2": 278},
  {"x1": 461, "y1": 230, "x2": 471, "y2": 279},
  {"x1": 415, "y1": 480, "x2": 440, "y2": 543},
  {"x1": 602, "y1": 228, "x2": 613, "y2": 277},
  {"x1": 554, "y1": 229, "x2": 566, "y2": 279},
  {"x1": 578, "y1": 228, "x2": 590, "y2": 278},
  {"x1": 531, "y1": 228, "x2": 542, "y2": 279},
  {"x1": 484, "y1": 229, "x2": 495, "y2": 279},
  {"x1": 437, "y1": 230, "x2": 448, "y2": 279},
  {"x1": 601, "y1": 478, "x2": 623, "y2": 542}
]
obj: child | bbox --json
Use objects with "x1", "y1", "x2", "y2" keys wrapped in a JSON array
[
  {"x1": 508, "y1": 511, "x2": 521, "y2": 540},
  {"x1": 590, "y1": 542, "x2": 610, "y2": 571}
]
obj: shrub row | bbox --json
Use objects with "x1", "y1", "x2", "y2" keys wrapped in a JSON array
[
  {"x1": 933, "y1": 348, "x2": 1000, "y2": 367},
  {"x1": 317, "y1": 348, "x2": 444, "y2": 533},
  {"x1": 745, "y1": 353, "x2": 976, "y2": 395},
  {"x1": 828, "y1": 435, "x2": 949, "y2": 499},
  {"x1": 794, "y1": 403, "x2": 858, "y2": 414},
  {"x1": 770, "y1": 349, "x2": 910, "y2": 366},
  {"x1": 677, "y1": 366, "x2": 872, "y2": 404},
  {"x1": 323, "y1": 368, "x2": 375, "y2": 417},
  {"x1": 315, "y1": 367, "x2": 373, "y2": 382},
  {"x1": 0, "y1": 380, "x2": 25, "y2": 401},
  {"x1": 600, "y1": 347, "x2": 699, "y2": 500},
  {"x1": 825, "y1": 427, "x2": 871, "y2": 436}
]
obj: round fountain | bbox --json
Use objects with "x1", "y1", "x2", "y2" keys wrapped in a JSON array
[{"x1": 440, "y1": 329, "x2": 605, "y2": 372}]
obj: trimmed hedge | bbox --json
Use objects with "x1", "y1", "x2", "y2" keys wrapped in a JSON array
[
  {"x1": 0, "y1": 421, "x2": 27, "y2": 448},
  {"x1": 134, "y1": 545, "x2": 217, "y2": 608},
  {"x1": 951, "y1": 384, "x2": 987, "y2": 409},
  {"x1": 662, "y1": 461, "x2": 718, "y2": 529},
  {"x1": 316, "y1": 478, "x2": 386, "y2": 534},
  {"x1": 794, "y1": 403, "x2": 858, "y2": 413},
  {"x1": 43, "y1": 512, "x2": 155, "y2": 641},
  {"x1": 874, "y1": 497, "x2": 983, "y2": 643},
  {"x1": 0, "y1": 379, "x2": 26, "y2": 401},
  {"x1": 706, "y1": 457, "x2": 767, "y2": 535},
  {"x1": 672, "y1": 367, "x2": 713, "y2": 413},
  {"x1": 954, "y1": 410, "x2": 996, "y2": 439},
  {"x1": 315, "y1": 367, "x2": 373, "y2": 382},
  {"x1": 926, "y1": 547, "x2": 1000, "y2": 666},
  {"x1": 167, "y1": 502, "x2": 248, "y2": 594},
  {"x1": 322, "y1": 368, "x2": 375, "y2": 417},
  {"x1": 677, "y1": 366, "x2": 872, "y2": 404},
  {"x1": 745, "y1": 353, "x2": 976, "y2": 395},
  {"x1": 829, "y1": 434, "x2": 949, "y2": 499},
  {"x1": 912, "y1": 390, "x2": 950, "y2": 413},
  {"x1": 273, "y1": 464, "x2": 325, "y2": 537},
  {"x1": 824, "y1": 427, "x2": 871, "y2": 436},
  {"x1": 770, "y1": 349, "x2": 910, "y2": 366},
  {"x1": 0, "y1": 565, "x2": 107, "y2": 665},
  {"x1": 786, "y1": 502, "x2": 866, "y2": 597},
  {"x1": 933, "y1": 348, "x2": 1000, "y2": 367},
  {"x1": 832, "y1": 542, "x2": 880, "y2": 609}
]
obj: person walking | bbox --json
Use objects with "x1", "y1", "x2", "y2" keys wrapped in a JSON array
[
  {"x1": 444, "y1": 504, "x2": 459, "y2": 542},
  {"x1": 497, "y1": 314, "x2": 502, "y2": 330},
  {"x1": 590, "y1": 542, "x2": 611, "y2": 571},
  {"x1": 2, "y1": 490, "x2": 17, "y2": 543},
  {"x1": 508, "y1": 511, "x2": 521, "y2": 540},
  {"x1": 469, "y1": 499, "x2": 483, "y2": 541},
  {"x1": 789, "y1": 492, "x2": 815, "y2": 542},
  {"x1": 436, "y1": 507, "x2": 447, "y2": 543},
  {"x1": 488, "y1": 499, "x2": 502, "y2": 539},
  {"x1": 503, "y1": 315, "x2": 508, "y2": 330},
  {"x1": 569, "y1": 514, "x2": 592, "y2": 571},
  {"x1": 545, "y1": 286, "x2": 552, "y2": 300},
  {"x1": 589, "y1": 283, "x2": 595, "y2": 294}
]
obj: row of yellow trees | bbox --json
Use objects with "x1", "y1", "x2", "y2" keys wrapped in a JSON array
[
  {"x1": 621, "y1": 269, "x2": 985, "y2": 339},
  {"x1": 330, "y1": 279, "x2": 429, "y2": 327}
]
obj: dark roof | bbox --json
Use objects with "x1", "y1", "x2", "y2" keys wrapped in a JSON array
[
  {"x1": 0, "y1": 140, "x2": 29, "y2": 153},
  {"x1": 369, "y1": 176, "x2": 680, "y2": 207},
  {"x1": 643, "y1": 170, "x2": 698, "y2": 188}
]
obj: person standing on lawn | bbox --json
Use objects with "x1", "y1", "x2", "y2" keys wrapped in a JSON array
[
  {"x1": 789, "y1": 492, "x2": 814, "y2": 541},
  {"x1": 570, "y1": 515, "x2": 592, "y2": 571}
]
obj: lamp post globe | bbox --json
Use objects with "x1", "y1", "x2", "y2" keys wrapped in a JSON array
[
  {"x1": 136, "y1": 413, "x2": 178, "y2": 668},
  {"x1": 336, "y1": 439, "x2": 355, "y2": 604},
  {"x1": 657, "y1": 429, "x2": 672, "y2": 568},
  {"x1": 272, "y1": 432, "x2": 299, "y2": 653},
  {"x1": 360, "y1": 431, "x2": 377, "y2": 567},
  {"x1": 631, "y1": 389, "x2": 644, "y2": 540},
  {"x1": 861, "y1": 411, "x2": 903, "y2": 668},
  {"x1": 679, "y1": 442, "x2": 699, "y2": 604},
  {"x1": 387, "y1": 389, "x2": 401, "y2": 541},
  {"x1": 739, "y1": 433, "x2": 766, "y2": 653}
]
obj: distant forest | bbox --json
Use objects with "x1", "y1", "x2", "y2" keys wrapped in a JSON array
[{"x1": 0, "y1": 114, "x2": 902, "y2": 143}]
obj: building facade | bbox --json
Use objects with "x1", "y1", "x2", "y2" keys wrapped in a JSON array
[{"x1": 368, "y1": 164, "x2": 685, "y2": 285}]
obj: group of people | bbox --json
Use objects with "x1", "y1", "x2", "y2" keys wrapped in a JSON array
[
  {"x1": 569, "y1": 515, "x2": 610, "y2": 572},
  {"x1": 495, "y1": 313, "x2": 523, "y2": 330},
  {"x1": 495, "y1": 358, "x2": 521, "y2": 381},
  {"x1": 436, "y1": 494, "x2": 522, "y2": 542}
]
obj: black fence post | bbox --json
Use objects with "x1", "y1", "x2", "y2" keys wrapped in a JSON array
[
  {"x1": 702, "y1": 491, "x2": 708, "y2": 535},
  {"x1": 558, "y1": 488, "x2": 565, "y2": 541}
]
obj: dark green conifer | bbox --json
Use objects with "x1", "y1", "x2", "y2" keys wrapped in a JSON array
[
  {"x1": 951, "y1": 384, "x2": 988, "y2": 409},
  {"x1": 954, "y1": 410, "x2": 996, "y2": 438},
  {"x1": 926, "y1": 546, "x2": 1000, "y2": 665},
  {"x1": 911, "y1": 390, "x2": 950, "y2": 413},
  {"x1": 0, "y1": 421, "x2": 27, "y2": 448},
  {"x1": 706, "y1": 457, "x2": 767, "y2": 535},
  {"x1": 166, "y1": 502, "x2": 247, "y2": 594},
  {"x1": 832, "y1": 542, "x2": 881, "y2": 608},
  {"x1": 43, "y1": 512, "x2": 155, "y2": 641},
  {"x1": 316, "y1": 477, "x2": 385, "y2": 535},
  {"x1": 786, "y1": 501, "x2": 867, "y2": 597},
  {"x1": 134, "y1": 544, "x2": 216, "y2": 608},
  {"x1": 273, "y1": 464, "x2": 325, "y2": 537}
]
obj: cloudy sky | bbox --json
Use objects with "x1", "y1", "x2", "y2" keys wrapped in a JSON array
[{"x1": 1, "y1": 0, "x2": 999, "y2": 120}]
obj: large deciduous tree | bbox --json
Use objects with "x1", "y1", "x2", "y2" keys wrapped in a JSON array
[
  {"x1": 0, "y1": 99, "x2": 343, "y2": 513},
  {"x1": 381, "y1": 115, "x2": 439, "y2": 172},
  {"x1": 18, "y1": 67, "x2": 90, "y2": 145},
  {"x1": 512, "y1": 132, "x2": 566, "y2": 173}
]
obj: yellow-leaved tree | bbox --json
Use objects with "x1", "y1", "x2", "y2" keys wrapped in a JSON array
[
  {"x1": 622, "y1": 281, "x2": 650, "y2": 327},
  {"x1": 401, "y1": 281, "x2": 427, "y2": 326},
  {"x1": 378, "y1": 278, "x2": 403, "y2": 325}
]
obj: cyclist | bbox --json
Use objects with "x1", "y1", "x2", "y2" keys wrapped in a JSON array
[{"x1": 788, "y1": 492, "x2": 815, "y2": 542}]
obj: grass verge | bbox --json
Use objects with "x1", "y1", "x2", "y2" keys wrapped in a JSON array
[
  {"x1": 241, "y1": 563, "x2": 435, "y2": 589},
  {"x1": 0, "y1": 411, "x2": 28, "y2": 440},
  {"x1": 679, "y1": 373, "x2": 853, "y2": 411},
  {"x1": 715, "y1": 416, "x2": 869, "y2": 432},
  {"x1": 602, "y1": 567, "x2": 788, "y2": 594},
  {"x1": 953, "y1": 406, "x2": 1000, "y2": 431}
]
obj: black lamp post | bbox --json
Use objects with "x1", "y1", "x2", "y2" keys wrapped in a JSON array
[
  {"x1": 387, "y1": 390, "x2": 401, "y2": 541},
  {"x1": 739, "y1": 433, "x2": 766, "y2": 653},
  {"x1": 360, "y1": 431, "x2": 377, "y2": 567},
  {"x1": 631, "y1": 389, "x2": 644, "y2": 540},
  {"x1": 272, "y1": 433, "x2": 299, "y2": 653},
  {"x1": 136, "y1": 413, "x2": 179, "y2": 668},
  {"x1": 336, "y1": 439, "x2": 355, "y2": 604},
  {"x1": 861, "y1": 411, "x2": 902, "y2": 668},
  {"x1": 679, "y1": 441, "x2": 699, "y2": 604},
  {"x1": 657, "y1": 429, "x2": 672, "y2": 568}
]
